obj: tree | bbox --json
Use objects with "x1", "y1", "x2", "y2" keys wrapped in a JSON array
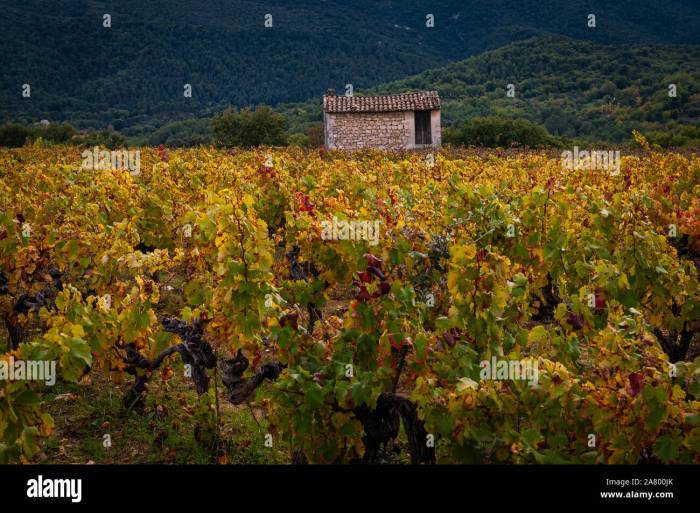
[
  {"x1": 40, "y1": 123, "x2": 76, "y2": 143},
  {"x1": 305, "y1": 123, "x2": 325, "y2": 147},
  {"x1": 72, "y1": 129, "x2": 127, "y2": 149},
  {"x1": 210, "y1": 106, "x2": 287, "y2": 148},
  {"x1": 0, "y1": 123, "x2": 32, "y2": 147},
  {"x1": 445, "y1": 117, "x2": 557, "y2": 148}
]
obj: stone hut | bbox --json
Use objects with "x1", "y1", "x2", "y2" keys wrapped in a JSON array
[{"x1": 323, "y1": 90, "x2": 441, "y2": 150}]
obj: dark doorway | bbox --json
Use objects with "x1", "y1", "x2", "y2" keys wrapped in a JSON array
[{"x1": 414, "y1": 110, "x2": 432, "y2": 145}]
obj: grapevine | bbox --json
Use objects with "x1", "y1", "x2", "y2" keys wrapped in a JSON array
[{"x1": 1, "y1": 145, "x2": 699, "y2": 464}]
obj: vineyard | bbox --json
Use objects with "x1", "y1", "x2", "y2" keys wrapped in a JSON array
[{"x1": 1, "y1": 141, "x2": 699, "y2": 465}]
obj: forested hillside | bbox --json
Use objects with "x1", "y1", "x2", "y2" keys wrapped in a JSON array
[
  {"x1": 2, "y1": 0, "x2": 700, "y2": 137},
  {"x1": 280, "y1": 37, "x2": 700, "y2": 146}
]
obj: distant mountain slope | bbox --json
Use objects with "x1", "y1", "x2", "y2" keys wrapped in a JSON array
[
  {"x1": 2, "y1": 0, "x2": 700, "y2": 134},
  {"x1": 280, "y1": 37, "x2": 700, "y2": 143}
]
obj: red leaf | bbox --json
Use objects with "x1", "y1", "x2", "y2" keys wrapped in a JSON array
[
  {"x1": 357, "y1": 271, "x2": 372, "y2": 283},
  {"x1": 566, "y1": 312, "x2": 584, "y2": 330},
  {"x1": 280, "y1": 313, "x2": 299, "y2": 330},
  {"x1": 629, "y1": 372, "x2": 643, "y2": 396},
  {"x1": 363, "y1": 253, "x2": 383, "y2": 270},
  {"x1": 366, "y1": 265, "x2": 386, "y2": 281}
]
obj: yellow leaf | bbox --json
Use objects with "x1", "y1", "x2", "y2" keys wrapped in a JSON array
[
  {"x1": 672, "y1": 384, "x2": 686, "y2": 401},
  {"x1": 70, "y1": 324, "x2": 85, "y2": 338},
  {"x1": 617, "y1": 273, "x2": 630, "y2": 289}
]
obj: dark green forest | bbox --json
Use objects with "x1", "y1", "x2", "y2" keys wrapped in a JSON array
[
  {"x1": 374, "y1": 37, "x2": 700, "y2": 145},
  {"x1": 2, "y1": 0, "x2": 700, "y2": 142},
  {"x1": 3, "y1": 35, "x2": 699, "y2": 148},
  {"x1": 256, "y1": 37, "x2": 700, "y2": 147}
]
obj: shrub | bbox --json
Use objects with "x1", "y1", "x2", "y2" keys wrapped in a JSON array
[
  {"x1": 210, "y1": 106, "x2": 287, "y2": 148},
  {"x1": 445, "y1": 117, "x2": 557, "y2": 148}
]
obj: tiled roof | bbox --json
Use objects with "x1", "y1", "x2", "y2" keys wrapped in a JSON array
[{"x1": 323, "y1": 91, "x2": 440, "y2": 113}]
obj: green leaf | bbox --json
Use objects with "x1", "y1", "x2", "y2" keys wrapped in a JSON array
[
  {"x1": 653, "y1": 434, "x2": 680, "y2": 463},
  {"x1": 20, "y1": 426, "x2": 40, "y2": 459},
  {"x1": 66, "y1": 337, "x2": 93, "y2": 367},
  {"x1": 12, "y1": 389, "x2": 41, "y2": 407},
  {"x1": 305, "y1": 383, "x2": 324, "y2": 409}
]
